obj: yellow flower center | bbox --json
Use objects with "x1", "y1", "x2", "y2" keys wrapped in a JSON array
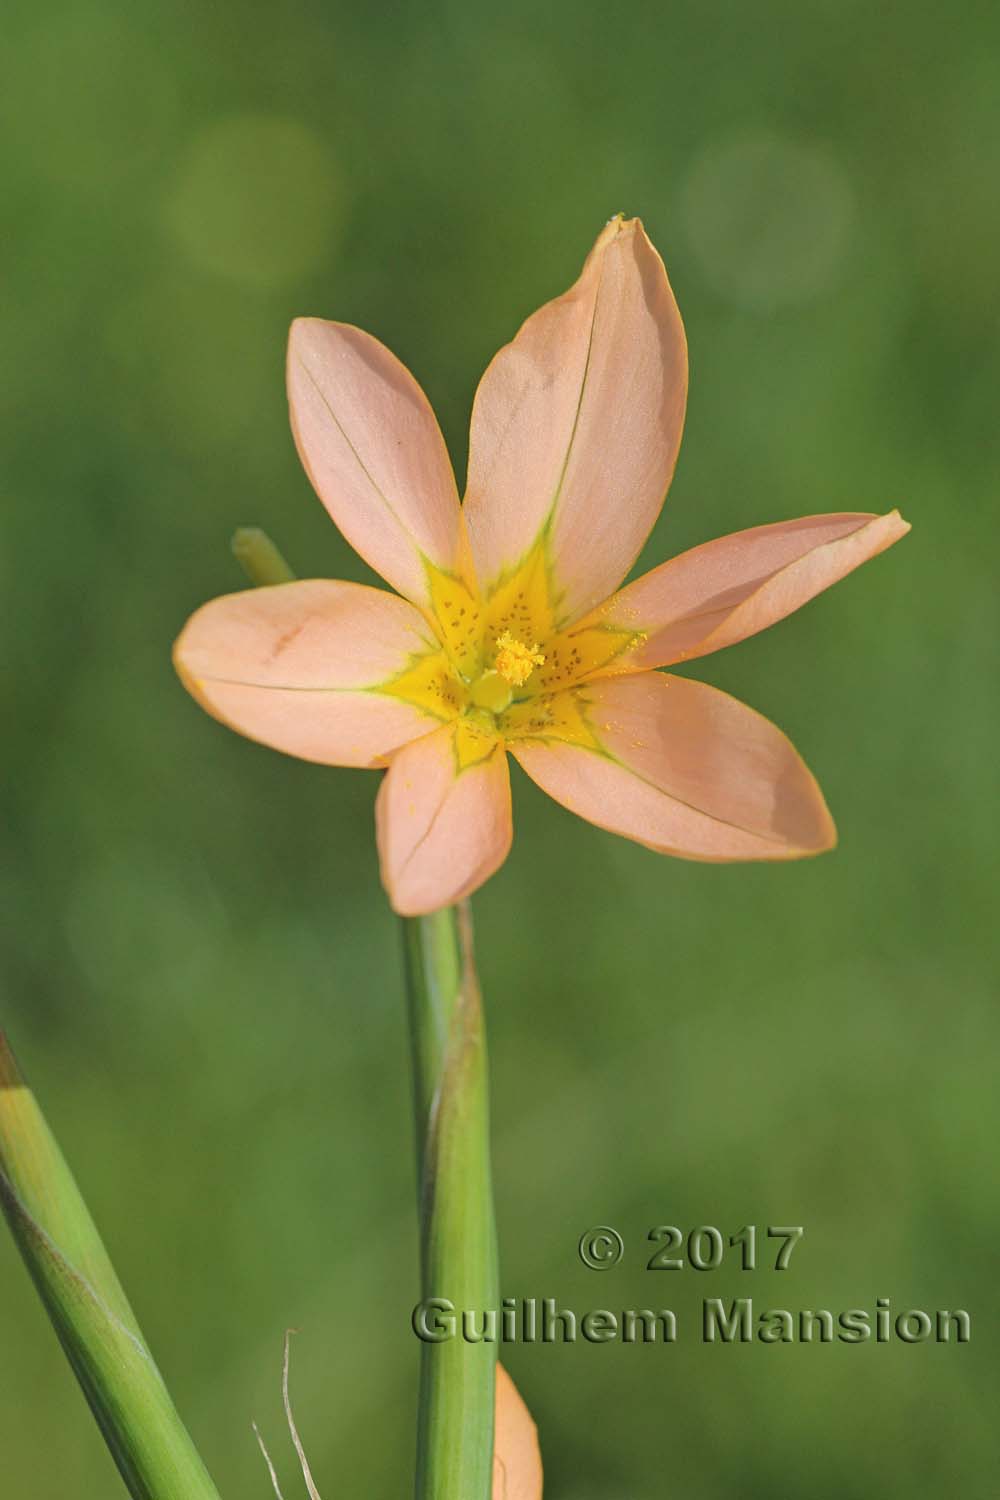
[
  {"x1": 493, "y1": 631, "x2": 545, "y2": 687},
  {"x1": 383, "y1": 547, "x2": 647, "y2": 758},
  {"x1": 467, "y1": 633, "x2": 545, "y2": 716}
]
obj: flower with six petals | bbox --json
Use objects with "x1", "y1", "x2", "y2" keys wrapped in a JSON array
[{"x1": 174, "y1": 216, "x2": 909, "y2": 915}]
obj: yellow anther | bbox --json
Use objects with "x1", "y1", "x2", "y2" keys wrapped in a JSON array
[{"x1": 494, "y1": 631, "x2": 545, "y2": 688}]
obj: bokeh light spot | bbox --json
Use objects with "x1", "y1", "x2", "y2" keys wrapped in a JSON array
[
  {"x1": 680, "y1": 129, "x2": 856, "y2": 310},
  {"x1": 162, "y1": 114, "x2": 343, "y2": 286}
]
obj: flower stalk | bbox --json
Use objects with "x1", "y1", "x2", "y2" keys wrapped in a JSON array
[
  {"x1": 403, "y1": 905, "x2": 499, "y2": 1500},
  {"x1": 234, "y1": 530, "x2": 500, "y2": 1497},
  {"x1": 0, "y1": 1033, "x2": 222, "y2": 1500}
]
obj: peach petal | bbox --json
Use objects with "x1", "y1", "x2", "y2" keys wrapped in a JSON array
[
  {"x1": 596, "y1": 510, "x2": 911, "y2": 669},
  {"x1": 493, "y1": 1364, "x2": 543, "y2": 1500},
  {"x1": 464, "y1": 217, "x2": 687, "y2": 624},
  {"x1": 376, "y1": 726, "x2": 513, "y2": 915},
  {"x1": 288, "y1": 319, "x2": 464, "y2": 606},
  {"x1": 174, "y1": 579, "x2": 441, "y2": 766},
  {"x1": 511, "y1": 673, "x2": 836, "y2": 861}
]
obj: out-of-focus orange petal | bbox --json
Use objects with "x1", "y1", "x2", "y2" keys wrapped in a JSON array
[
  {"x1": 493, "y1": 1365, "x2": 543, "y2": 1500},
  {"x1": 464, "y1": 217, "x2": 687, "y2": 625},
  {"x1": 510, "y1": 672, "x2": 836, "y2": 861},
  {"x1": 375, "y1": 725, "x2": 512, "y2": 915},
  {"x1": 288, "y1": 319, "x2": 465, "y2": 607},
  {"x1": 173, "y1": 579, "x2": 443, "y2": 766},
  {"x1": 592, "y1": 510, "x2": 910, "y2": 670}
]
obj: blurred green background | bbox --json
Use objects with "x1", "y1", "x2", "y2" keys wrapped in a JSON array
[{"x1": 3, "y1": 0, "x2": 998, "y2": 1494}]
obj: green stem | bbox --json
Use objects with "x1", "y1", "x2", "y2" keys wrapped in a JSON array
[
  {"x1": 0, "y1": 1036, "x2": 222, "y2": 1500},
  {"x1": 0, "y1": 527, "x2": 298, "y2": 1495},
  {"x1": 403, "y1": 904, "x2": 499, "y2": 1500},
  {"x1": 231, "y1": 529, "x2": 500, "y2": 1494}
]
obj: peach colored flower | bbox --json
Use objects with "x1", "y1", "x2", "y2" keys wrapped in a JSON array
[{"x1": 174, "y1": 217, "x2": 908, "y2": 916}]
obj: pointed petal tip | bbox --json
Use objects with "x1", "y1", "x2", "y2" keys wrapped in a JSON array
[
  {"x1": 287, "y1": 312, "x2": 328, "y2": 339},
  {"x1": 601, "y1": 211, "x2": 643, "y2": 235},
  {"x1": 596, "y1": 211, "x2": 658, "y2": 256},
  {"x1": 287, "y1": 317, "x2": 462, "y2": 603},
  {"x1": 601, "y1": 507, "x2": 910, "y2": 672},
  {"x1": 465, "y1": 210, "x2": 686, "y2": 619},
  {"x1": 286, "y1": 314, "x2": 316, "y2": 362},
  {"x1": 799, "y1": 797, "x2": 838, "y2": 859},
  {"x1": 779, "y1": 735, "x2": 838, "y2": 860},
  {"x1": 752, "y1": 717, "x2": 839, "y2": 863},
  {"x1": 513, "y1": 674, "x2": 839, "y2": 865},
  {"x1": 286, "y1": 314, "x2": 352, "y2": 375},
  {"x1": 287, "y1": 313, "x2": 355, "y2": 355}
]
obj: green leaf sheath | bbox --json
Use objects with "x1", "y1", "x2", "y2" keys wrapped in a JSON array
[
  {"x1": 0, "y1": 524, "x2": 298, "y2": 1495},
  {"x1": 403, "y1": 905, "x2": 499, "y2": 1500},
  {"x1": 0, "y1": 1036, "x2": 223, "y2": 1500}
]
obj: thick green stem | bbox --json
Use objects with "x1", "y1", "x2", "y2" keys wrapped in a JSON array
[
  {"x1": 0, "y1": 529, "x2": 299, "y2": 1493},
  {"x1": 231, "y1": 529, "x2": 500, "y2": 1495},
  {"x1": 403, "y1": 904, "x2": 499, "y2": 1500},
  {"x1": 0, "y1": 1035, "x2": 222, "y2": 1500}
]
